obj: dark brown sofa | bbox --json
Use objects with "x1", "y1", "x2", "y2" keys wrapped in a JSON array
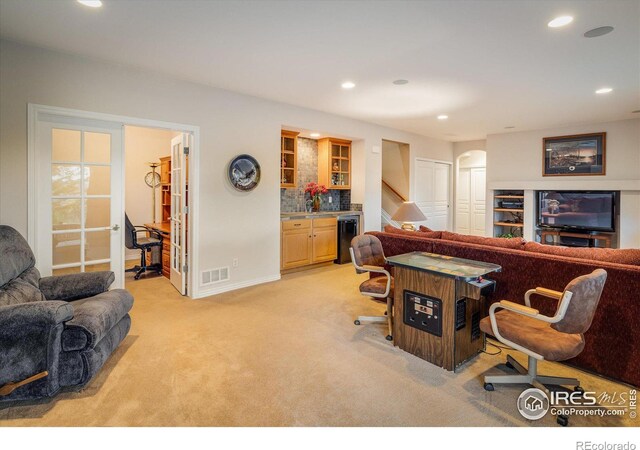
[{"x1": 367, "y1": 228, "x2": 640, "y2": 387}]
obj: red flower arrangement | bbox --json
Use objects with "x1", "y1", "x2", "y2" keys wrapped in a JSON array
[{"x1": 304, "y1": 182, "x2": 328, "y2": 200}]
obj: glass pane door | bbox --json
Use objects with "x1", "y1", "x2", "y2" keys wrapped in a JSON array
[
  {"x1": 51, "y1": 128, "x2": 113, "y2": 275},
  {"x1": 169, "y1": 133, "x2": 188, "y2": 295}
]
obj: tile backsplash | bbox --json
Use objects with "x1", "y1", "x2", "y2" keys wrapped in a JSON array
[{"x1": 280, "y1": 137, "x2": 352, "y2": 212}]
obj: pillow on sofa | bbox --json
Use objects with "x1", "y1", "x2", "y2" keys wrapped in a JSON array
[
  {"x1": 440, "y1": 231, "x2": 526, "y2": 250},
  {"x1": 524, "y1": 241, "x2": 640, "y2": 266},
  {"x1": 384, "y1": 225, "x2": 441, "y2": 239}
]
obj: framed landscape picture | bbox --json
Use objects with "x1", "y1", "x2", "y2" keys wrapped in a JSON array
[{"x1": 542, "y1": 132, "x2": 606, "y2": 176}]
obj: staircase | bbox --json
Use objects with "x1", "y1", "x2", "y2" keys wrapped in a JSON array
[{"x1": 381, "y1": 179, "x2": 406, "y2": 229}]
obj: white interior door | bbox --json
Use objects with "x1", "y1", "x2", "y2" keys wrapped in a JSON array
[
  {"x1": 35, "y1": 115, "x2": 123, "y2": 287},
  {"x1": 170, "y1": 133, "x2": 189, "y2": 295},
  {"x1": 456, "y1": 168, "x2": 471, "y2": 234},
  {"x1": 414, "y1": 159, "x2": 451, "y2": 231},
  {"x1": 470, "y1": 168, "x2": 486, "y2": 236}
]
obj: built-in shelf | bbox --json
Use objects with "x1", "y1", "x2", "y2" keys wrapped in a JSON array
[
  {"x1": 280, "y1": 130, "x2": 299, "y2": 188},
  {"x1": 494, "y1": 222, "x2": 524, "y2": 228},
  {"x1": 493, "y1": 190, "x2": 525, "y2": 237}
]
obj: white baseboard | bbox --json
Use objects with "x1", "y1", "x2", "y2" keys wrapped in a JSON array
[
  {"x1": 193, "y1": 274, "x2": 281, "y2": 299},
  {"x1": 125, "y1": 254, "x2": 140, "y2": 261}
]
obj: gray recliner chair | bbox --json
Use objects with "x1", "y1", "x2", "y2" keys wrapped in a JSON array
[{"x1": 0, "y1": 225, "x2": 133, "y2": 403}]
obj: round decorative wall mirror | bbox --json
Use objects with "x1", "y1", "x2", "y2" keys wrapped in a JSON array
[{"x1": 228, "y1": 154, "x2": 261, "y2": 191}]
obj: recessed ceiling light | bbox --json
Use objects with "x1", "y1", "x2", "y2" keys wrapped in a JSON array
[
  {"x1": 393, "y1": 79, "x2": 409, "y2": 85},
  {"x1": 437, "y1": 115, "x2": 448, "y2": 120},
  {"x1": 584, "y1": 26, "x2": 614, "y2": 38},
  {"x1": 341, "y1": 81, "x2": 355, "y2": 89},
  {"x1": 309, "y1": 133, "x2": 320, "y2": 138},
  {"x1": 595, "y1": 87, "x2": 613, "y2": 94},
  {"x1": 548, "y1": 16, "x2": 573, "y2": 28},
  {"x1": 77, "y1": 0, "x2": 103, "y2": 7},
  {"x1": 505, "y1": 126, "x2": 515, "y2": 129}
]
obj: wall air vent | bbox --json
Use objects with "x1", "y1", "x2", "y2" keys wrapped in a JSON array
[{"x1": 201, "y1": 267, "x2": 230, "y2": 286}]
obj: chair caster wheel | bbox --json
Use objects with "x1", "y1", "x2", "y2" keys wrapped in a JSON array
[
  {"x1": 505, "y1": 360, "x2": 514, "y2": 370},
  {"x1": 484, "y1": 383, "x2": 494, "y2": 391},
  {"x1": 134, "y1": 275, "x2": 141, "y2": 280},
  {"x1": 557, "y1": 415, "x2": 569, "y2": 427},
  {"x1": 385, "y1": 335, "x2": 393, "y2": 341},
  {"x1": 573, "y1": 386, "x2": 585, "y2": 395},
  {"x1": 354, "y1": 320, "x2": 361, "y2": 325}
]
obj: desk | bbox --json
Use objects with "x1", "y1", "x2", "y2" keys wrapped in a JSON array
[
  {"x1": 144, "y1": 222, "x2": 171, "y2": 278},
  {"x1": 387, "y1": 252, "x2": 501, "y2": 371}
]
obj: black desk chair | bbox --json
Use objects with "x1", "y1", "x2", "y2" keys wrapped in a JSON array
[{"x1": 125, "y1": 214, "x2": 163, "y2": 279}]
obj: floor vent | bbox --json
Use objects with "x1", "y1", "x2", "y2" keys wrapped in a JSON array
[{"x1": 201, "y1": 267, "x2": 229, "y2": 286}]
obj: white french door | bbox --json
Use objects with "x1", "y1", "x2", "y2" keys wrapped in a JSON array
[
  {"x1": 456, "y1": 168, "x2": 471, "y2": 234},
  {"x1": 414, "y1": 159, "x2": 451, "y2": 231},
  {"x1": 470, "y1": 168, "x2": 487, "y2": 236},
  {"x1": 169, "y1": 133, "x2": 189, "y2": 295},
  {"x1": 456, "y1": 167, "x2": 486, "y2": 236},
  {"x1": 34, "y1": 115, "x2": 124, "y2": 288}
]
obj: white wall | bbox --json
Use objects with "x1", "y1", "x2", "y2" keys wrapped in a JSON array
[
  {"x1": 0, "y1": 40, "x2": 453, "y2": 296},
  {"x1": 485, "y1": 119, "x2": 640, "y2": 248},
  {"x1": 124, "y1": 126, "x2": 178, "y2": 259},
  {"x1": 453, "y1": 139, "x2": 486, "y2": 162}
]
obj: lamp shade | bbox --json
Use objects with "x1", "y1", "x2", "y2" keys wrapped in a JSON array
[{"x1": 391, "y1": 202, "x2": 427, "y2": 222}]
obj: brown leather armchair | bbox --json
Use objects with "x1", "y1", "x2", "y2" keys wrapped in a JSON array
[
  {"x1": 349, "y1": 235, "x2": 394, "y2": 341},
  {"x1": 480, "y1": 269, "x2": 607, "y2": 424}
]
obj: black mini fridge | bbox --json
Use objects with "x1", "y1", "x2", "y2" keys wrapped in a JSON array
[{"x1": 335, "y1": 215, "x2": 359, "y2": 264}]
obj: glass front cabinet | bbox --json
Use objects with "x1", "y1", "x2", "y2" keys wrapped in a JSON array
[{"x1": 317, "y1": 138, "x2": 351, "y2": 190}]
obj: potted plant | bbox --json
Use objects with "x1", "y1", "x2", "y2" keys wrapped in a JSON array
[{"x1": 305, "y1": 182, "x2": 328, "y2": 212}]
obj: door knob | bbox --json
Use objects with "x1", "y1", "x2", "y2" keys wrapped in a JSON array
[{"x1": 112, "y1": 224, "x2": 120, "y2": 231}]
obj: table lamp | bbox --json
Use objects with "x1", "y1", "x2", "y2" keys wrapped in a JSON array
[{"x1": 391, "y1": 201, "x2": 427, "y2": 231}]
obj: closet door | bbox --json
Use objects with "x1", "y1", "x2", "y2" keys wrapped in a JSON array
[
  {"x1": 456, "y1": 168, "x2": 471, "y2": 234},
  {"x1": 470, "y1": 168, "x2": 487, "y2": 236},
  {"x1": 414, "y1": 159, "x2": 451, "y2": 231}
]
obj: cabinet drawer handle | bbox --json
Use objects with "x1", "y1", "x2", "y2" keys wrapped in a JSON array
[{"x1": 294, "y1": 223, "x2": 301, "y2": 227}]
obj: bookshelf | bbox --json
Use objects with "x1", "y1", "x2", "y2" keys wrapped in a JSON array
[{"x1": 493, "y1": 191, "x2": 524, "y2": 237}]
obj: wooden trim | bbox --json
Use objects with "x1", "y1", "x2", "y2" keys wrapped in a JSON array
[
  {"x1": 382, "y1": 179, "x2": 407, "y2": 202},
  {"x1": 494, "y1": 222, "x2": 524, "y2": 227},
  {"x1": 325, "y1": 137, "x2": 352, "y2": 145}
]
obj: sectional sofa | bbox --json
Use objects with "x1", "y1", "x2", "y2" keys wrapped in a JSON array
[{"x1": 368, "y1": 226, "x2": 640, "y2": 387}]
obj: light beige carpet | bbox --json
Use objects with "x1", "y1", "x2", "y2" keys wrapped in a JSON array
[{"x1": 0, "y1": 264, "x2": 636, "y2": 427}]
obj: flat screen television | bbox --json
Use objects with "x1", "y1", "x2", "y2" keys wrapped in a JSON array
[{"x1": 537, "y1": 191, "x2": 617, "y2": 232}]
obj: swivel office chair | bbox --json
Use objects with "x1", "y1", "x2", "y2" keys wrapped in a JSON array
[
  {"x1": 349, "y1": 234, "x2": 394, "y2": 341},
  {"x1": 480, "y1": 269, "x2": 607, "y2": 426},
  {"x1": 124, "y1": 214, "x2": 163, "y2": 280}
]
